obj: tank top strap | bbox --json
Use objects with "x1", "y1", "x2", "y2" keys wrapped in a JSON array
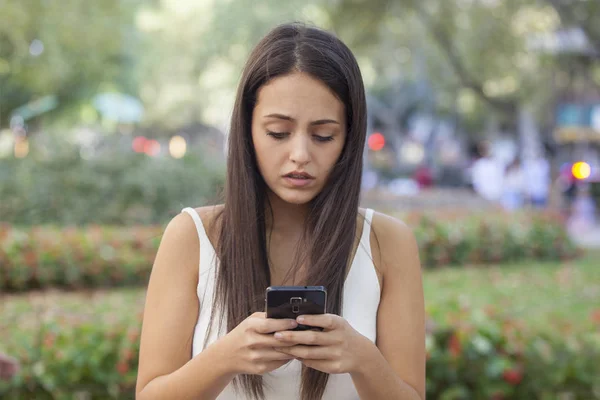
[
  {"x1": 360, "y1": 208, "x2": 374, "y2": 257},
  {"x1": 181, "y1": 207, "x2": 215, "y2": 258}
]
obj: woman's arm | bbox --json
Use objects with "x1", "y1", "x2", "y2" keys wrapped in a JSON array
[
  {"x1": 351, "y1": 212, "x2": 426, "y2": 399},
  {"x1": 135, "y1": 212, "x2": 237, "y2": 400},
  {"x1": 136, "y1": 210, "x2": 298, "y2": 400}
]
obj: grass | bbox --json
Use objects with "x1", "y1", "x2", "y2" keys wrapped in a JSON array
[
  {"x1": 423, "y1": 250, "x2": 600, "y2": 335},
  {"x1": 1, "y1": 251, "x2": 599, "y2": 343}
]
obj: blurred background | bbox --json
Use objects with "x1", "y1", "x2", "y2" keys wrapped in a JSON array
[{"x1": 1, "y1": 0, "x2": 599, "y2": 399}]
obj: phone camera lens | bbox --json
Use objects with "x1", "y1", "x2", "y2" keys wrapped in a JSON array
[{"x1": 290, "y1": 297, "x2": 302, "y2": 313}]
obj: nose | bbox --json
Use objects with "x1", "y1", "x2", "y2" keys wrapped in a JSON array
[{"x1": 289, "y1": 134, "x2": 311, "y2": 165}]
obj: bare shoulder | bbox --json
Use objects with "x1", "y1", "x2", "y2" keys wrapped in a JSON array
[
  {"x1": 369, "y1": 210, "x2": 420, "y2": 278},
  {"x1": 370, "y1": 210, "x2": 412, "y2": 239},
  {"x1": 194, "y1": 204, "x2": 225, "y2": 223},
  {"x1": 148, "y1": 204, "x2": 223, "y2": 280},
  {"x1": 193, "y1": 204, "x2": 224, "y2": 245},
  {"x1": 156, "y1": 211, "x2": 203, "y2": 278}
]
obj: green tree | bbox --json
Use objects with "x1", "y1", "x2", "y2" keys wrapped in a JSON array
[
  {"x1": 0, "y1": 0, "x2": 143, "y2": 129},
  {"x1": 323, "y1": 0, "x2": 600, "y2": 137},
  {"x1": 135, "y1": 0, "x2": 328, "y2": 131}
]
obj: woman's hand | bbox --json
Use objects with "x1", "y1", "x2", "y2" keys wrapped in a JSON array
[
  {"x1": 220, "y1": 312, "x2": 298, "y2": 375},
  {"x1": 272, "y1": 314, "x2": 375, "y2": 375}
]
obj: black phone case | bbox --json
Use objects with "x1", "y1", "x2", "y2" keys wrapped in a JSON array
[{"x1": 265, "y1": 286, "x2": 327, "y2": 331}]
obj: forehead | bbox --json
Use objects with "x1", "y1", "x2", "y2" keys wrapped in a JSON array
[{"x1": 254, "y1": 72, "x2": 345, "y2": 121}]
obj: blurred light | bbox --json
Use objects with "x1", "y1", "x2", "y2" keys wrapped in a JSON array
[
  {"x1": 29, "y1": 39, "x2": 44, "y2": 57},
  {"x1": 144, "y1": 139, "x2": 161, "y2": 156},
  {"x1": 572, "y1": 161, "x2": 591, "y2": 180},
  {"x1": 14, "y1": 137, "x2": 29, "y2": 158},
  {"x1": 169, "y1": 135, "x2": 187, "y2": 159},
  {"x1": 368, "y1": 132, "x2": 385, "y2": 151},
  {"x1": 401, "y1": 142, "x2": 425, "y2": 164},
  {"x1": 132, "y1": 136, "x2": 147, "y2": 153}
]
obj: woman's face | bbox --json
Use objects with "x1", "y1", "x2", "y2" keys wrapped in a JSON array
[{"x1": 251, "y1": 72, "x2": 347, "y2": 205}]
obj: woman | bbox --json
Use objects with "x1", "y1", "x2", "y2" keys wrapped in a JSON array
[{"x1": 136, "y1": 23, "x2": 425, "y2": 400}]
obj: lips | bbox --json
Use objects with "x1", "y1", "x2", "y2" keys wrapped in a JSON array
[
  {"x1": 283, "y1": 171, "x2": 315, "y2": 179},
  {"x1": 282, "y1": 171, "x2": 315, "y2": 188}
]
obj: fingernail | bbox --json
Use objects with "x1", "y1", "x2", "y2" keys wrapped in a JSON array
[
  {"x1": 290, "y1": 320, "x2": 298, "y2": 328},
  {"x1": 297, "y1": 316, "x2": 305, "y2": 323},
  {"x1": 274, "y1": 332, "x2": 283, "y2": 339}
]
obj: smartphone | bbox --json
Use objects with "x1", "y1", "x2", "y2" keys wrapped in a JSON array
[{"x1": 265, "y1": 286, "x2": 327, "y2": 331}]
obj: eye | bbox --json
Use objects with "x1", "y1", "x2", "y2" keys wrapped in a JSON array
[
  {"x1": 313, "y1": 135, "x2": 334, "y2": 143},
  {"x1": 266, "y1": 131, "x2": 288, "y2": 140}
]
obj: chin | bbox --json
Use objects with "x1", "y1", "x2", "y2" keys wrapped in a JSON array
[{"x1": 273, "y1": 188, "x2": 318, "y2": 205}]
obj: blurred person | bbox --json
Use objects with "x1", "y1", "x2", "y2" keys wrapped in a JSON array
[
  {"x1": 568, "y1": 183, "x2": 596, "y2": 233},
  {"x1": 0, "y1": 353, "x2": 19, "y2": 381},
  {"x1": 136, "y1": 23, "x2": 425, "y2": 400},
  {"x1": 413, "y1": 163, "x2": 433, "y2": 189},
  {"x1": 522, "y1": 153, "x2": 550, "y2": 209},
  {"x1": 557, "y1": 162, "x2": 578, "y2": 215},
  {"x1": 471, "y1": 142, "x2": 504, "y2": 202},
  {"x1": 501, "y1": 158, "x2": 525, "y2": 211}
]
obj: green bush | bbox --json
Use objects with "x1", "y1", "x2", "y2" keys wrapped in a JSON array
[
  {"x1": 0, "y1": 315, "x2": 141, "y2": 399},
  {"x1": 1, "y1": 305, "x2": 598, "y2": 399},
  {"x1": 412, "y1": 212, "x2": 581, "y2": 268},
  {"x1": 425, "y1": 312, "x2": 600, "y2": 399},
  {"x1": 0, "y1": 150, "x2": 225, "y2": 226},
  {"x1": 0, "y1": 211, "x2": 581, "y2": 292}
]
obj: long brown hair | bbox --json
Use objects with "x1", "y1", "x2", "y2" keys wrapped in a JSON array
[{"x1": 210, "y1": 22, "x2": 367, "y2": 400}]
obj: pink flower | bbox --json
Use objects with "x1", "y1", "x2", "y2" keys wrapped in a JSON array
[
  {"x1": 502, "y1": 368, "x2": 523, "y2": 385},
  {"x1": 117, "y1": 361, "x2": 129, "y2": 374}
]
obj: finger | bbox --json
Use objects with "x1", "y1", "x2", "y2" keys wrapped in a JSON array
[
  {"x1": 252, "y1": 317, "x2": 298, "y2": 334},
  {"x1": 261, "y1": 349, "x2": 297, "y2": 362},
  {"x1": 273, "y1": 329, "x2": 335, "y2": 346},
  {"x1": 275, "y1": 345, "x2": 331, "y2": 360},
  {"x1": 253, "y1": 333, "x2": 298, "y2": 348},
  {"x1": 296, "y1": 314, "x2": 341, "y2": 330}
]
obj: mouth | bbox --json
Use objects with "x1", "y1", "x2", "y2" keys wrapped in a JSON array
[
  {"x1": 282, "y1": 171, "x2": 315, "y2": 188},
  {"x1": 283, "y1": 171, "x2": 315, "y2": 180}
]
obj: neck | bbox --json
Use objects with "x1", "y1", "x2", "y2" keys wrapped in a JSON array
[{"x1": 265, "y1": 190, "x2": 309, "y2": 236}]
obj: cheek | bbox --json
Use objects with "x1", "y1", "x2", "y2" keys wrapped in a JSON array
[
  {"x1": 322, "y1": 141, "x2": 345, "y2": 168},
  {"x1": 252, "y1": 137, "x2": 281, "y2": 176}
]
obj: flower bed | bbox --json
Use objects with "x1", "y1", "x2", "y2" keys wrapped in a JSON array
[
  {"x1": 0, "y1": 299, "x2": 598, "y2": 399},
  {"x1": 408, "y1": 211, "x2": 581, "y2": 267},
  {"x1": 0, "y1": 224, "x2": 162, "y2": 292},
  {"x1": 0, "y1": 211, "x2": 581, "y2": 292}
]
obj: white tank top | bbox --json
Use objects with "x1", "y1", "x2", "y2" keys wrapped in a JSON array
[{"x1": 181, "y1": 207, "x2": 381, "y2": 400}]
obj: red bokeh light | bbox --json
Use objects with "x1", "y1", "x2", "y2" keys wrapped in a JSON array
[
  {"x1": 368, "y1": 132, "x2": 385, "y2": 151},
  {"x1": 144, "y1": 139, "x2": 161, "y2": 156},
  {"x1": 132, "y1": 136, "x2": 147, "y2": 153}
]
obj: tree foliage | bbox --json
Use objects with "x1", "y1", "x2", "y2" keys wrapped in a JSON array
[
  {"x1": 0, "y1": 0, "x2": 142, "y2": 128},
  {"x1": 1, "y1": 0, "x2": 599, "y2": 135}
]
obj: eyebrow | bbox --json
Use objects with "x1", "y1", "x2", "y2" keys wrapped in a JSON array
[{"x1": 263, "y1": 113, "x2": 340, "y2": 126}]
